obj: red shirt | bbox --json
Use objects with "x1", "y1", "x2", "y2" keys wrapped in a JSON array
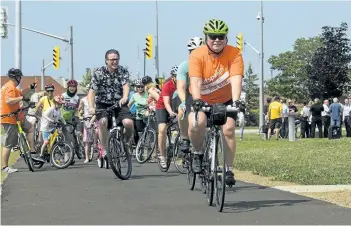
[{"x1": 156, "y1": 80, "x2": 176, "y2": 110}]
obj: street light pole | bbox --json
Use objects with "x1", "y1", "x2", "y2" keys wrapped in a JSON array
[
  {"x1": 69, "y1": 25, "x2": 74, "y2": 80},
  {"x1": 258, "y1": 0, "x2": 265, "y2": 128},
  {"x1": 15, "y1": 0, "x2": 22, "y2": 71},
  {"x1": 155, "y1": 0, "x2": 160, "y2": 78}
]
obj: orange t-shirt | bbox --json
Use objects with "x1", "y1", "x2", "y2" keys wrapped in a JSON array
[
  {"x1": 0, "y1": 81, "x2": 24, "y2": 124},
  {"x1": 188, "y1": 45, "x2": 244, "y2": 104}
]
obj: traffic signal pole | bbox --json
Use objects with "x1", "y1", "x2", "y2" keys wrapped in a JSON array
[
  {"x1": 41, "y1": 59, "x2": 54, "y2": 90},
  {"x1": 143, "y1": 50, "x2": 146, "y2": 77},
  {"x1": 4, "y1": 22, "x2": 74, "y2": 80}
]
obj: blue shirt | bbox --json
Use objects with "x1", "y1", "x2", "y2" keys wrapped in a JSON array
[
  {"x1": 330, "y1": 103, "x2": 342, "y2": 120},
  {"x1": 128, "y1": 91, "x2": 137, "y2": 114}
]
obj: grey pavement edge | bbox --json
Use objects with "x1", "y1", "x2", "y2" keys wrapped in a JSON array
[{"x1": 1, "y1": 158, "x2": 350, "y2": 225}]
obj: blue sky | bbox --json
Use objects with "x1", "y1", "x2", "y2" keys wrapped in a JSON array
[{"x1": 1, "y1": 0, "x2": 351, "y2": 83}]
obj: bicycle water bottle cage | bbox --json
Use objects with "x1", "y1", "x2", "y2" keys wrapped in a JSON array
[{"x1": 210, "y1": 103, "x2": 227, "y2": 126}]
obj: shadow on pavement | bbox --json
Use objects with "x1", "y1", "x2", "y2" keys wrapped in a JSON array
[
  {"x1": 227, "y1": 185, "x2": 268, "y2": 192},
  {"x1": 223, "y1": 199, "x2": 310, "y2": 213},
  {"x1": 131, "y1": 172, "x2": 180, "y2": 180}
]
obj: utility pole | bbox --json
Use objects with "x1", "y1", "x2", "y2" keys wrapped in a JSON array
[
  {"x1": 258, "y1": 0, "x2": 265, "y2": 128},
  {"x1": 155, "y1": 0, "x2": 160, "y2": 78},
  {"x1": 69, "y1": 26, "x2": 74, "y2": 80},
  {"x1": 15, "y1": 0, "x2": 22, "y2": 80},
  {"x1": 143, "y1": 49, "x2": 146, "y2": 77},
  {"x1": 41, "y1": 59, "x2": 54, "y2": 90}
]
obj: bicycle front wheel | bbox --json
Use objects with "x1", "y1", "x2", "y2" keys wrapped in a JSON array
[
  {"x1": 214, "y1": 131, "x2": 226, "y2": 212},
  {"x1": 107, "y1": 133, "x2": 132, "y2": 180},
  {"x1": 50, "y1": 142, "x2": 74, "y2": 169},
  {"x1": 135, "y1": 129, "x2": 156, "y2": 164},
  {"x1": 18, "y1": 133, "x2": 34, "y2": 172}
]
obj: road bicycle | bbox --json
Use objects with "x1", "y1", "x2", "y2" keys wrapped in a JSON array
[{"x1": 192, "y1": 104, "x2": 240, "y2": 212}]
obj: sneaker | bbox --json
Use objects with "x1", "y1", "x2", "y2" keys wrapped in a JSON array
[
  {"x1": 2, "y1": 166, "x2": 18, "y2": 173},
  {"x1": 32, "y1": 155, "x2": 46, "y2": 163},
  {"x1": 179, "y1": 140, "x2": 190, "y2": 153},
  {"x1": 192, "y1": 154, "x2": 203, "y2": 173},
  {"x1": 225, "y1": 171, "x2": 236, "y2": 186},
  {"x1": 159, "y1": 156, "x2": 167, "y2": 168}
]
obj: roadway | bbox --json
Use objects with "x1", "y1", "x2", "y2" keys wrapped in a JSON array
[{"x1": 1, "y1": 159, "x2": 350, "y2": 225}]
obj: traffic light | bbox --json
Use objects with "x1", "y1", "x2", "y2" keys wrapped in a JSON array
[
  {"x1": 53, "y1": 46, "x2": 60, "y2": 69},
  {"x1": 145, "y1": 34, "x2": 153, "y2": 59},
  {"x1": 236, "y1": 32, "x2": 243, "y2": 52},
  {"x1": 0, "y1": 7, "x2": 8, "y2": 38}
]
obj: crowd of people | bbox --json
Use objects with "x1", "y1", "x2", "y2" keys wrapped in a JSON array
[{"x1": 264, "y1": 95, "x2": 351, "y2": 140}]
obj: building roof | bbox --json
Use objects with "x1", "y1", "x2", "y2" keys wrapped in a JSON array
[
  {"x1": 1, "y1": 75, "x2": 87, "y2": 96},
  {"x1": 0, "y1": 75, "x2": 65, "y2": 96}
]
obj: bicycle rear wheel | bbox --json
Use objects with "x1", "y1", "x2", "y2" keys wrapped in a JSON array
[
  {"x1": 107, "y1": 133, "x2": 132, "y2": 180},
  {"x1": 136, "y1": 129, "x2": 156, "y2": 164},
  {"x1": 173, "y1": 134, "x2": 187, "y2": 174},
  {"x1": 18, "y1": 134, "x2": 34, "y2": 172},
  {"x1": 214, "y1": 131, "x2": 226, "y2": 212}
]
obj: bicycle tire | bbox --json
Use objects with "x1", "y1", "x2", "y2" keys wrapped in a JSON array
[
  {"x1": 186, "y1": 153, "x2": 196, "y2": 190},
  {"x1": 135, "y1": 129, "x2": 156, "y2": 164},
  {"x1": 33, "y1": 159, "x2": 45, "y2": 169},
  {"x1": 205, "y1": 135, "x2": 214, "y2": 206},
  {"x1": 107, "y1": 133, "x2": 132, "y2": 180},
  {"x1": 75, "y1": 137, "x2": 85, "y2": 159},
  {"x1": 173, "y1": 134, "x2": 187, "y2": 174},
  {"x1": 18, "y1": 134, "x2": 34, "y2": 172},
  {"x1": 214, "y1": 131, "x2": 226, "y2": 212},
  {"x1": 50, "y1": 142, "x2": 74, "y2": 169}
]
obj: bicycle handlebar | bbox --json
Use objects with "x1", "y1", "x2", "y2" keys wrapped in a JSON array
[
  {"x1": 193, "y1": 105, "x2": 240, "y2": 128},
  {"x1": 0, "y1": 104, "x2": 35, "y2": 119}
]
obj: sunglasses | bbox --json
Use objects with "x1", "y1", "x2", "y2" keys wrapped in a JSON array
[
  {"x1": 137, "y1": 86, "x2": 144, "y2": 88},
  {"x1": 46, "y1": 90, "x2": 54, "y2": 92},
  {"x1": 107, "y1": 58, "x2": 119, "y2": 62},
  {"x1": 208, "y1": 34, "x2": 226, "y2": 41}
]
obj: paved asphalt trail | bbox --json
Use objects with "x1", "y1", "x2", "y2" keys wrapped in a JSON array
[{"x1": 1, "y1": 158, "x2": 350, "y2": 225}]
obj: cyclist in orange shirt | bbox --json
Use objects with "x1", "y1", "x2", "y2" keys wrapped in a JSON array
[
  {"x1": 188, "y1": 19, "x2": 244, "y2": 185},
  {"x1": 0, "y1": 68, "x2": 37, "y2": 173}
]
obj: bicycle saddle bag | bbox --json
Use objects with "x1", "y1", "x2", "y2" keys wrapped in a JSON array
[{"x1": 210, "y1": 103, "x2": 227, "y2": 126}]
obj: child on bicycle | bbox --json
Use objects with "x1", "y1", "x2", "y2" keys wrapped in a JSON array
[{"x1": 33, "y1": 96, "x2": 66, "y2": 163}]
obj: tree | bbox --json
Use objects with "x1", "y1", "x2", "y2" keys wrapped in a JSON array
[
  {"x1": 306, "y1": 22, "x2": 351, "y2": 99},
  {"x1": 80, "y1": 68, "x2": 92, "y2": 87},
  {"x1": 243, "y1": 63, "x2": 259, "y2": 110},
  {"x1": 266, "y1": 37, "x2": 322, "y2": 102}
]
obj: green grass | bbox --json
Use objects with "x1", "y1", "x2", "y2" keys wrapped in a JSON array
[{"x1": 236, "y1": 135, "x2": 351, "y2": 185}]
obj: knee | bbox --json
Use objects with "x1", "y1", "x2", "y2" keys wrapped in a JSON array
[
  {"x1": 123, "y1": 119, "x2": 134, "y2": 130},
  {"x1": 188, "y1": 112, "x2": 206, "y2": 133},
  {"x1": 99, "y1": 118, "x2": 108, "y2": 127},
  {"x1": 223, "y1": 126, "x2": 235, "y2": 138},
  {"x1": 158, "y1": 124, "x2": 167, "y2": 135}
]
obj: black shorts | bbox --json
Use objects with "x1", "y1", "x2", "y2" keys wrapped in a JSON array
[
  {"x1": 172, "y1": 94, "x2": 193, "y2": 116},
  {"x1": 269, "y1": 118, "x2": 282, "y2": 130},
  {"x1": 156, "y1": 109, "x2": 170, "y2": 124},
  {"x1": 96, "y1": 102, "x2": 133, "y2": 129},
  {"x1": 135, "y1": 119, "x2": 146, "y2": 132}
]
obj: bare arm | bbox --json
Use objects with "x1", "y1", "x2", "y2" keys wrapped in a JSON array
[
  {"x1": 163, "y1": 96, "x2": 174, "y2": 114},
  {"x1": 229, "y1": 76, "x2": 242, "y2": 101},
  {"x1": 122, "y1": 83, "x2": 129, "y2": 100},
  {"x1": 148, "y1": 89, "x2": 160, "y2": 101},
  {"x1": 88, "y1": 89, "x2": 96, "y2": 110},
  {"x1": 190, "y1": 77, "x2": 202, "y2": 100},
  {"x1": 177, "y1": 80, "x2": 187, "y2": 103}
]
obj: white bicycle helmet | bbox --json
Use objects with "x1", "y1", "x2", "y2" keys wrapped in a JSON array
[
  {"x1": 134, "y1": 78, "x2": 142, "y2": 86},
  {"x1": 170, "y1": 65, "x2": 178, "y2": 76},
  {"x1": 187, "y1": 37, "x2": 204, "y2": 51},
  {"x1": 86, "y1": 83, "x2": 91, "y2": 90}
]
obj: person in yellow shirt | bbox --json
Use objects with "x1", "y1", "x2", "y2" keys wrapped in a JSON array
[
  {"x1": 34, "y1": 84, "x2": 55, "y2": 144},
  {"x1": 268, "y1": 96, "x2": 283, "y2": 140}
]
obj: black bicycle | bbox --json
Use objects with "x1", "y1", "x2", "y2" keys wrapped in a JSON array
[
  {"x1": 135, "y1": 111, "x2": 157, "y2": 164},
  {"x1": 65, "y1": 120, "x2": 85, "y2": 160},
  {"x1": 157, "y1": 116, "x2": 179, "y2": 172},
  {"x1": 95, "y1": 103, "x2": 132, "y2": 180},
  {"x1": 193, "y1": 104, "x2": 240, "y2": 212}
]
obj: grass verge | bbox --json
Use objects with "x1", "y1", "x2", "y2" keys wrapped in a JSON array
[{"x1": 235, "y1": 134, "x2": 351, "y2": 185}]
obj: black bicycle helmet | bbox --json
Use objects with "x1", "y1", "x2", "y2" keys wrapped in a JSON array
[
  {"x1": 142, "y1": 76, "x2": 153, "y2": 85},
  {"x1": 8, "y1": 68, "x2": 23, "y2": 79}
]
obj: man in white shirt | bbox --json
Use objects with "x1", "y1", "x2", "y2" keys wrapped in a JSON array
[
  {"x1": 322, "y1": 99, "x2": 330, "y2": 138},
  {"x1": 342, "y1": 98, "x2": 351, "y2": 137},
  {"x1": 281, "y1": 99, "x2": 289, "y2": 138}
]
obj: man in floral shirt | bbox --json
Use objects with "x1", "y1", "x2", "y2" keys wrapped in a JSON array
[{"x1": 88, "y1": 49, "x2": 134, "y2": 156}]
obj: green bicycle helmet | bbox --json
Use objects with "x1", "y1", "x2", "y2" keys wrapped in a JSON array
[{"x1": 203, "y1": 19, "x2": 229, "y2": 35}]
